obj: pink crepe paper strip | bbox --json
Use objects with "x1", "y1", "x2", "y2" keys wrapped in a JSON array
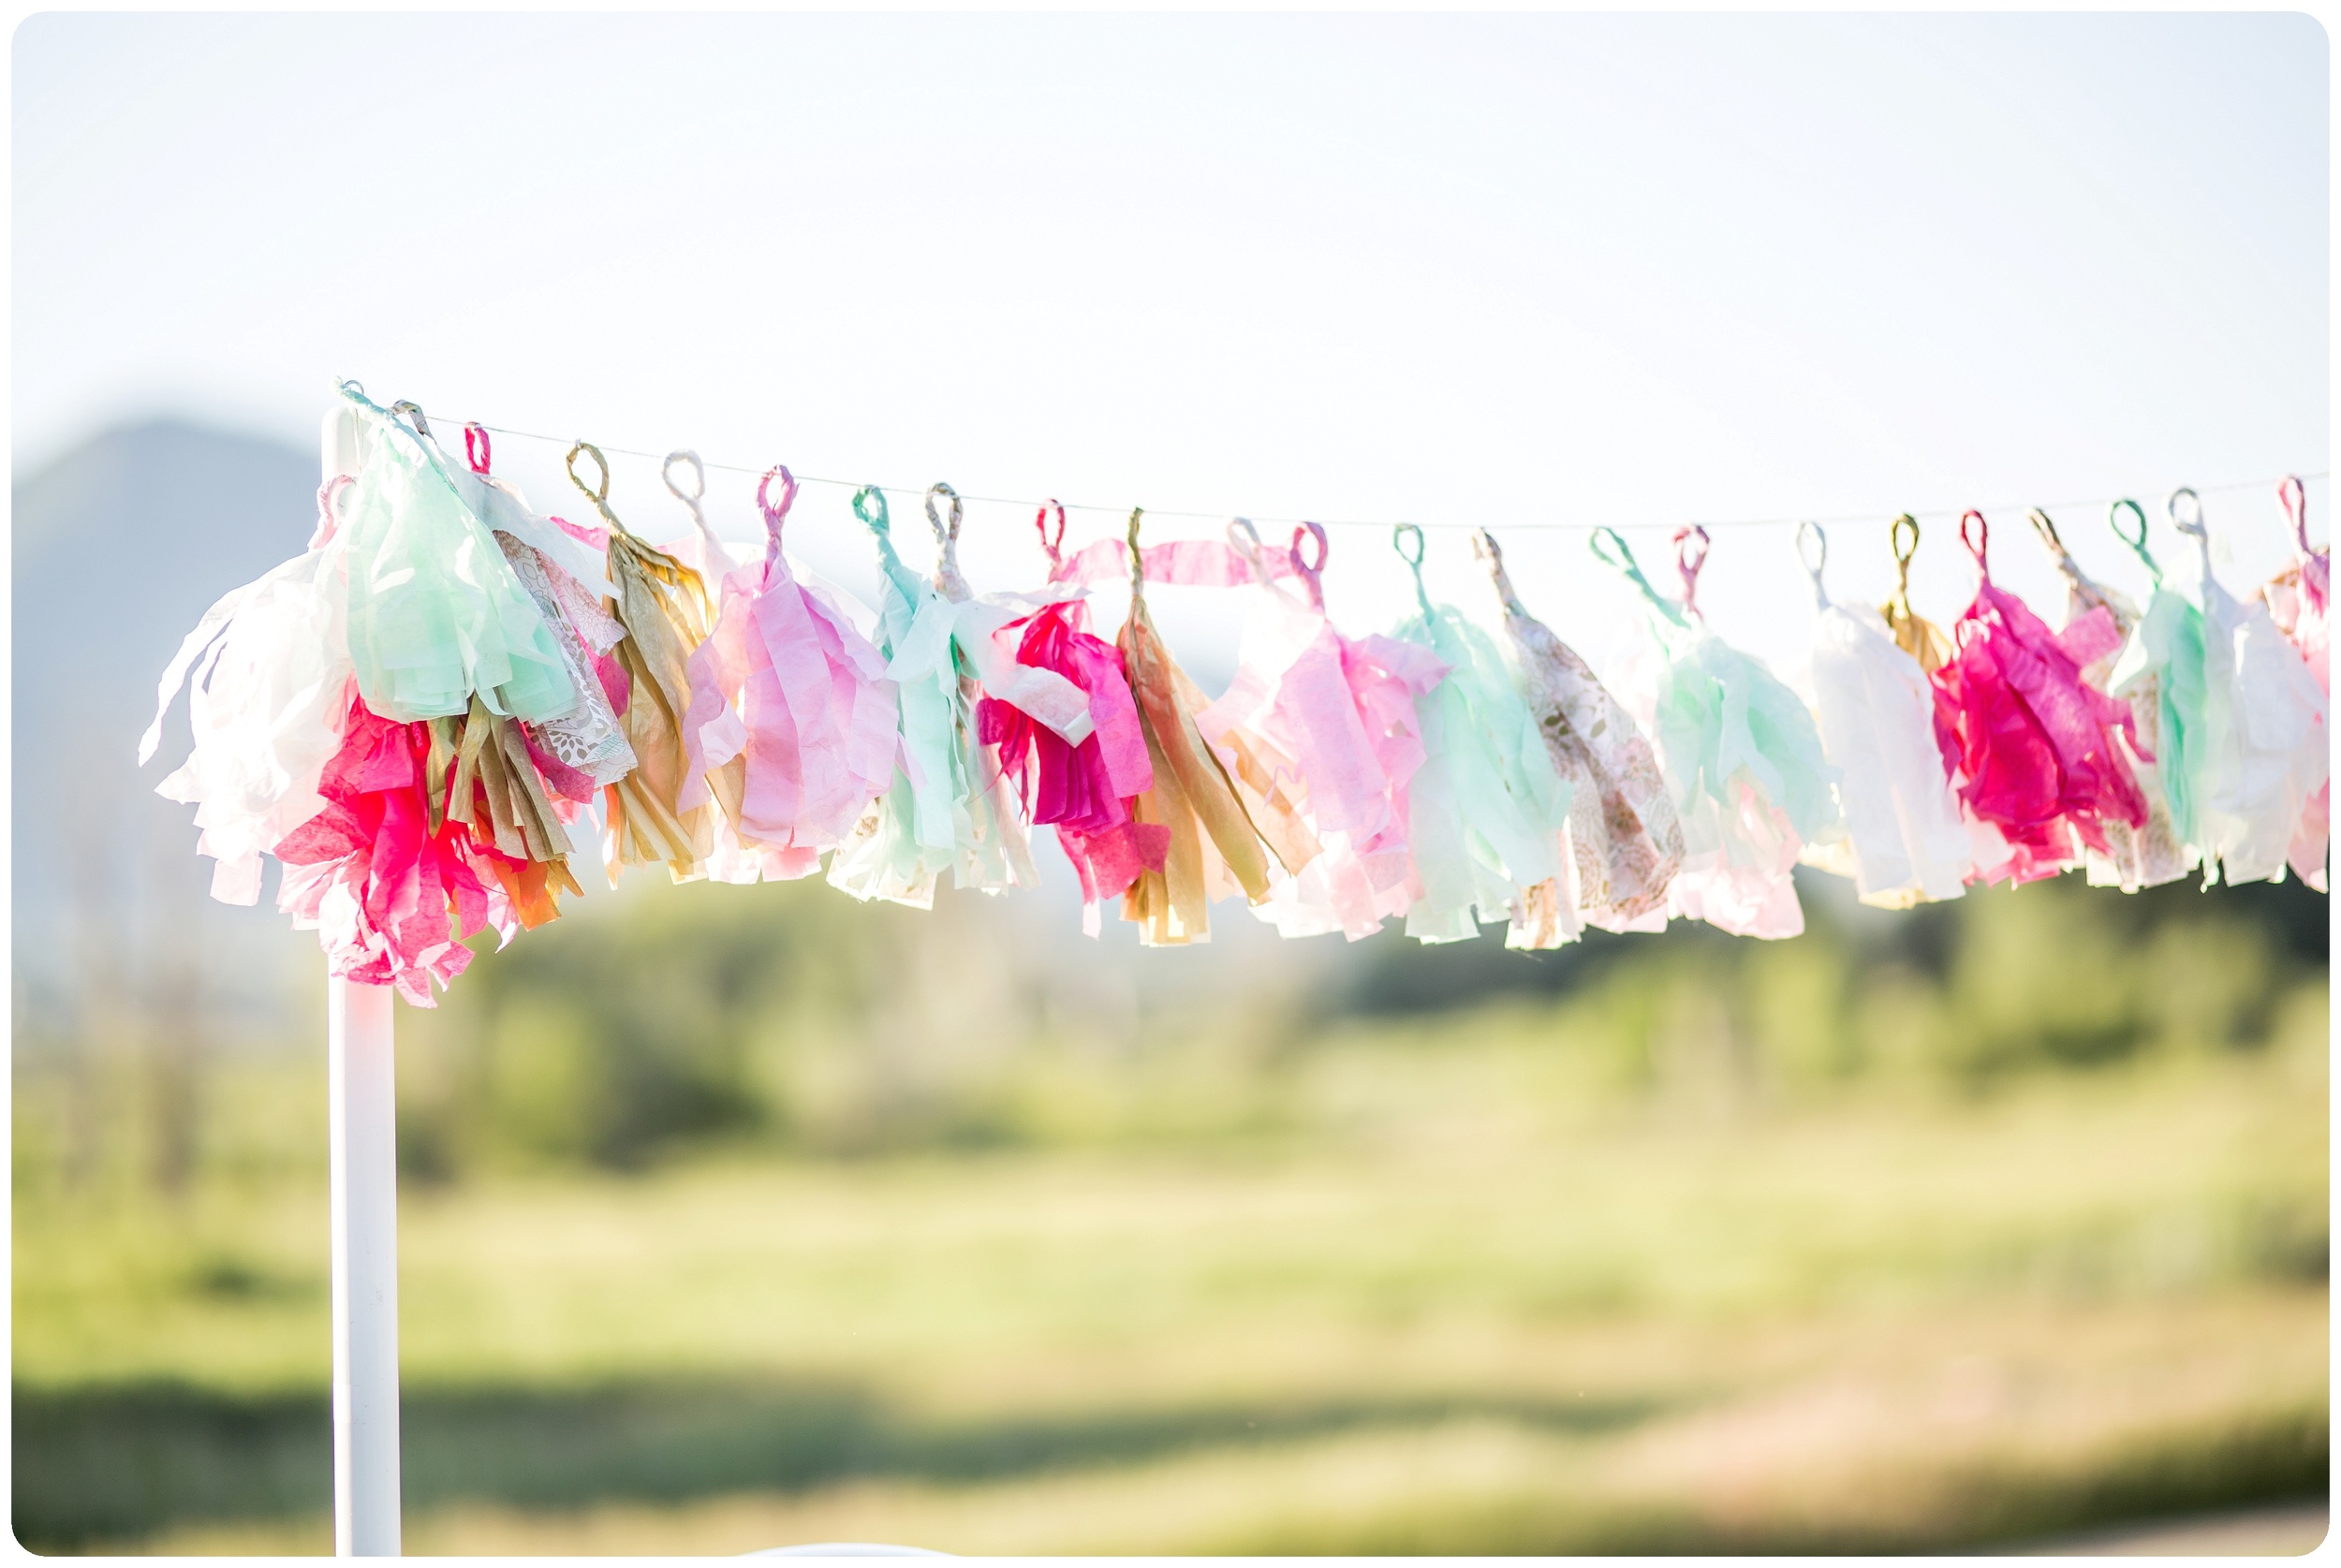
[
  {"x1": 1927, "y1": 511, "x2": 2149, "y2": 884},
  {"x1": 677, "y1": 465, "x2": 900, "y2": 878},
  {"x1": 1050, "y1": 532, "x2": 1299, "y2": 591}
]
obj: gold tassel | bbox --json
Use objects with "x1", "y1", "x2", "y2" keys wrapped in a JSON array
[{"x1": 1113, "y1": 507, "x2": 1301, "y2": 943}]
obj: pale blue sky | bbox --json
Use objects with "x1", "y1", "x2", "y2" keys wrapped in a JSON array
[{"x1": 13, "y1": 11, "x2": 2330, "y2": 675}]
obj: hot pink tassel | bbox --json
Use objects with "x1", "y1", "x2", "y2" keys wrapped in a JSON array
[
  {"x1": 1928, "y1": 512, "x2": 2148, "y2": 883},
  {"x1": 984, "y1": 504, "x2": 1168, "y2": 929},
  {"x1": 272, "y1": 694, "x2": 510, "y2": 1006}
]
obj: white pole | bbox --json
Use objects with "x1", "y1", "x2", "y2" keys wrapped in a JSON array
[{"x1": 324, "y1": 403, "x2": 403, "y2": 1557}]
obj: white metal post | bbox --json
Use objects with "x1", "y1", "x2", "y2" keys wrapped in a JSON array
[{"x1": 324, "y1": 403, "x2": 403, "y2": 1556}]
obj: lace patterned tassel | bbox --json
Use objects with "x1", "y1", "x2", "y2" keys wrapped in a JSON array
[
  {"x1": 1388, "y1": 524, "x2": 1573, "y2": 945},
  {"x1": 1476, "y1": 527, "x2": 1683, "y2": 932},
  {"x1": 438, "y1": 421, "x2": 636, "y2": 804}
]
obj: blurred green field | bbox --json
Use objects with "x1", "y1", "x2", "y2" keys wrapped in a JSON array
[{"x1": 13, "y1": 872, "x2": 2330, "y2": 1553}]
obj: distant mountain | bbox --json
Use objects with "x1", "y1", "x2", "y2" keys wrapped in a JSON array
[{"x1": 13, "y1": 419, "x2": 325, "y2": 1043}]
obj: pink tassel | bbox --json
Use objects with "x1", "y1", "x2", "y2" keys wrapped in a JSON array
[
  {"x1": 677, "y1": 466, "x2": 899, "y2": 869},
  {"x1": 272, "y1": 695, "x2": 508, "y2": 1007},
  {"x1": 986, "y1": 504, "x2": 1168, "y2": 930},
  {"x1": 1928, "y1": 512, "x2": 2148, "y2": 883}
]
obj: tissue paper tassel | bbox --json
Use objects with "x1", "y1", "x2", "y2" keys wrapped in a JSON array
[{"x1": 679, "y1": 466, "x2": 899, "y2": 883}]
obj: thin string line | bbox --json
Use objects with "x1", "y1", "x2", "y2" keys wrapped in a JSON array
[{"x1": 420, "y1": 403, "x2": 2326, "y2": 538}]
